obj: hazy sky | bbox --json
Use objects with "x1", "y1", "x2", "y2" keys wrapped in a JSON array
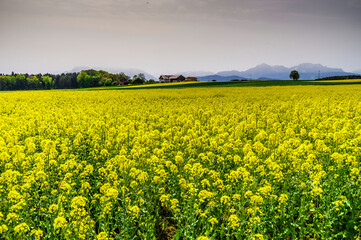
[{"x1": 1, "y1": 0, "x2": 361, "y2": 75}]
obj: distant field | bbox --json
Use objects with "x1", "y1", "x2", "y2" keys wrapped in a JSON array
[{"x1": 81, "y1": 79, "x2": 361, "y2": 91}]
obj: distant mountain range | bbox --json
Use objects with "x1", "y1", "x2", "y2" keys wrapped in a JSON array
[
  {"x1": 195, "y1": 63, "x2": 356, "y2": 81},
  {"x1": 68, "y1": 63, "x2": 359, "y2": 81},
  {"x1": 197, "y1": 75, "x2": 247, "y2": 81}
]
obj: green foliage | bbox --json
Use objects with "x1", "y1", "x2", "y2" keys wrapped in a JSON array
[
  {"x1": 118, "y1": 73, "x2": 130, "y2": 84},
  {"x1": 132, "y1": 73, "x2": 146, "y2": 85},
  {"x1": 41, "y1": 76, "x2": 54, "y2": 89},
  {"x1": 77, "y1": 71, "x2": 92, "y2": 88},
  {"x1": 316, "y1": 75, "x2": 361, "y2": 80},
  {"x1": 27, "y1": 75, "x2": 40, "y2": 89},
  {"x1": 56, "y1": 73, "x2": 78, "y2": 89},
  {"x1": 290, "y1": 70, "x2": 300, "y2": 81},
  {"x1": 78, "y1": 69, "x2": 124, "y2": 87},
  {"x1": 0, "y1": 75, "x2": 14, "y2": 90},
  {"x1": 0, "y1": 69, "x2": 136, "y2": 91},
  {"x1": 15, "y1": 74, "x2": 26, "y2": 89},
  {"x1": 0, "y1": 72, "x2": 76, "y2": 91}
]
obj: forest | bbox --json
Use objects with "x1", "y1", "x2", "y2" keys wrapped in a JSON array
[{"x1": 0, "y1": 70, "x2": 149, "y2": 90}]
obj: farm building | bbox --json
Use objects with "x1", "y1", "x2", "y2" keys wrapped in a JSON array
[{"x1": 159, "y1": 75, "x2": 186, "y2": 83}]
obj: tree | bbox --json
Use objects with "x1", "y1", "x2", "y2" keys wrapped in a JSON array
[
  {"x1": 138, "y1": 73, "x2": 146, "y2": 82},
  {"x1": 289, "y1": 70, "x2": 300, "y2": 81},
  {"x1": 0, "y1": 76, "x2": 14, "y2": 90},
  {"x1": 15, "y1": 74, "x2": 26, "y2": 90},
  {"x1": 132, "y1": 74, "x2": 146, "y2": 85},
  {"x1": 42, "y1": 76, "x2": 54, "y2": 89},
  {"x1": 103, "y1": 77, "x2": 113, "y2": 86},
  {"x1": 118, "y1": 73, "x2": 130, "y2": 85},
  {"x1": 27, "y1": 75, "x2": 40, "y2": 89},
  {"x1": 77, "y1": 71, "x2": 93, "y2": 88}
]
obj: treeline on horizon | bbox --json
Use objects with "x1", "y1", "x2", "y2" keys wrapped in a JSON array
[
  {"x1": 0, "y1": 70, "x2": 154, "y2": 91},
  {"x1": 315, "y1": 75, "x2": 361, "y2": 81}
]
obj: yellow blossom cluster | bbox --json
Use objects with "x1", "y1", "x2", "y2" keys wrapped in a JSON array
[{"x1": 0, "y1": 84, "x2": 360, "y2": 239}]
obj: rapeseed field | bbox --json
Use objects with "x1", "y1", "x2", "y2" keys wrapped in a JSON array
[{"x1": 0, "y1": 85, "x2": 360, "y2": 239}]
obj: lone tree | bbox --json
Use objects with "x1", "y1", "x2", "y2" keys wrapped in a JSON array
[{"x1": 289, "y1": 70, "x2": 300, "y2": 81}]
